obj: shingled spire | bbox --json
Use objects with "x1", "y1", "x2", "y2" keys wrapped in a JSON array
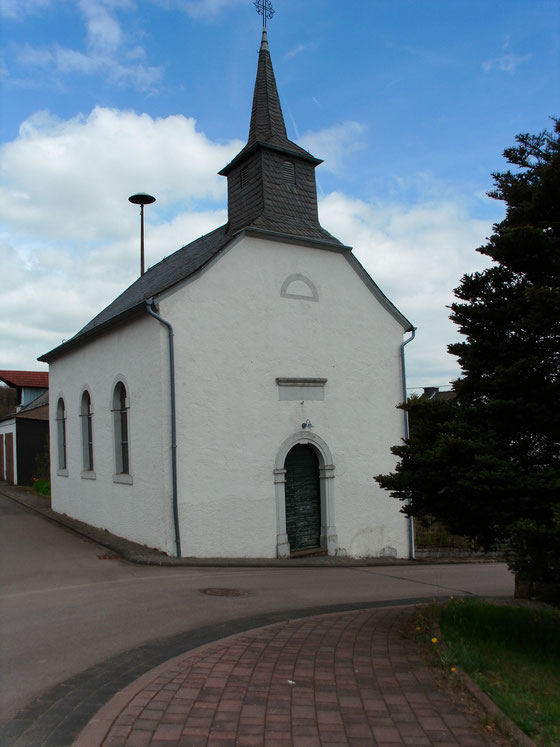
[
  {"x1": 219, "y1": 28, "x2": 341, "y2": 245},
  {"x1": 248, "y1": 28, "x2": 288, "y2": 145}
]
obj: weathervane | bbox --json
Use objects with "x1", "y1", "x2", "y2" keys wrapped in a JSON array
[{"x1": 254, "y1": 0, "x2": 275, "y2": 27}]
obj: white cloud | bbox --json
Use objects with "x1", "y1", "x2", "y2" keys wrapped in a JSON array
[
  {"x1": 285, "y1": 43, "x2": 307, "y2": 61},
  {"x1": 181, "y1": 0, "x2": 249, "y2": 20},
  {"x1": 0, "y1": 107, "x2": 241, "y2": 242},
  {"x1": 298, "y1": 121, "x2": 367, "y2": 175},
  {"x1": 0, "y1": 107, "x2": 242, "y2": 368},
  {"x1": 79, "y1": 0, "x2": 125, "y2": 56},
  {"x1": 318, "y1": 192, "x2": 497, "y2": 388},
  {"x1": 7, "y1": 0, "x2": 163, "y2": 92},
  {"x1": 482, "y1": 53, "x2": 531, "y2": 73},
  {"x1": 0, "y1": 204, "x2": 227, "y2": 369},
  {"x1": 15, "y1": 43, "x2": 54, "y2": 67},
  {"x1": 0, "y1": 106, "x2": 502, "y2": 387},
  {"x1": 0, "y1": 0, "x2": 51, "y2": 20}
]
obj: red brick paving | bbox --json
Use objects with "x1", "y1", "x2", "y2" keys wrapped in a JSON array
[{"x1": 95, "y1": 607, "x2": 499, "y2": 746}]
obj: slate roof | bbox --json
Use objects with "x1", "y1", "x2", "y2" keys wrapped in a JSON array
[
  {"x1": 220, "y1": 29, "x2": 320, "y2": 175},
  {"x1": 221, "y1": 28, "x2": 340, "y2": 246},
  {"x1": 0, "y1": 371, "x2": 49, "y2": 389},
  {"x1": 421, "y1": 387, "x2": 456, "y2": 402},
  {"x1": 40, "y1": 224, "x2": 232, "y2": 362},
  {"x1": 432, "y1": 390, "x2": 456, "y2": 402}
]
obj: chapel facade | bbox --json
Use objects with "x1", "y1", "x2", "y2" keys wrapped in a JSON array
[{"x1": 40, "y1": 26, "x2": 414, "y2": 559}]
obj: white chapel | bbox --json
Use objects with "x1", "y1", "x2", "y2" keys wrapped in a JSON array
[{"x1": 40, "y1": 24, "x2": 415, "y2": 559}]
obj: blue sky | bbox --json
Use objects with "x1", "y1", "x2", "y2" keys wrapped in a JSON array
[{"x1": 1, "y1": 0, "x2": 559, "y2": 390}]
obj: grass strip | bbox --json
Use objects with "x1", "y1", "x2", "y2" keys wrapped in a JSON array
[
  {"x1": 438, "y1": 598, "x2": 560, "y2": 746},
  {"x1": 32, "y1": 478, "x2": 51, "y2": 497}
]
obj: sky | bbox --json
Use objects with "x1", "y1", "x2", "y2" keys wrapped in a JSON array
[{"x1": 1, "y1": 0, "x2": 559, "y2": 391}]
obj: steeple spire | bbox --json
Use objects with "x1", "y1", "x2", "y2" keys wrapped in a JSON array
[
  {"x1": 248, "y1": 27, "x2": 288, "y2": 145},
  {"x1": 218, "y1": 13, "x2": 341, "y2": 246}
]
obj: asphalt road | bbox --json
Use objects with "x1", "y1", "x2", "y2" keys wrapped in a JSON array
[{"x1": 0, "y1": 494, "x2": 515, "y2": 727}]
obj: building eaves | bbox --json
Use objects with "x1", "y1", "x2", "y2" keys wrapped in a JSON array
[
  {"x1": 39, "y1": 224, "x2": 233, "y2": 363},
  {"x1": 344, "y1": 253, "x2": 414, "y2": 332},
  {"x1": 219, "y1": 140, "x2": 321, "y2": 177}
]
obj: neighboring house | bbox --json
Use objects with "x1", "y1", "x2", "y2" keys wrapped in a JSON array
[
  {"x1": 0, "y1": 375, "x2": 49, "y2": 486},
  {"x1": 39, "y1": 29, "x2": 415, "y2": 559},
  {"x1": 421, "y1": 387, "x2": 456, "y2": 402},
  {"x1": 0, "y1": 370, "x2": 49, "y2": 410}
]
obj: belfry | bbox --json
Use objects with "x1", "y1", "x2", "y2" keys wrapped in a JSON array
[{"x1": 219, "y1": 20, "x2": 339, "y2": 244}]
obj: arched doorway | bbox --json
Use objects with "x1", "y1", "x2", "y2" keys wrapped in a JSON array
[
  {"x1": 274, "y1": 432, "x2": 337, "y2": 558},
  {"x1": 284, "y1": 444, "x2": 321, "y2": 553}
]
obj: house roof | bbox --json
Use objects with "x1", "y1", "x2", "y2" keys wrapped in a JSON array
[
  {"x1": 0, "y1": 370, "x2": 49, "y2": 389},
  {"x1": 421, "y1": 387, "x2": 456, "y2": 402},
  {"x1": 18, "y1": 389, "x2": 49, "y2": 411},
  {"x1": 432, "y1": 390, "x2": 456, "y2": 402},
  {"x1": 39, "y1": 224, "x2": 232, "y2": 362}
]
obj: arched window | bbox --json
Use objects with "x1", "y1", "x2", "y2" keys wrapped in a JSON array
[
  {"x1": 56, "y1": 398, "x2": 67, "y2": 471},
  {"x1": 80, "y1": 391, "x2": 94, "y2": 472},
  {"x1": 113, "y1": 382, "x2": 129, "y2": 475}
]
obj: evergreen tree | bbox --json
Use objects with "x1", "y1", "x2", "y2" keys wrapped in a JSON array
[{"x1": 376, "y1": 120, "x2": 560, "y2": 591}]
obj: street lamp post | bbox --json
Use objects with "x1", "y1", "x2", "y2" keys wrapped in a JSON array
[{"x1": 128, "y1": 193, "x2": 156, "y2": 276}]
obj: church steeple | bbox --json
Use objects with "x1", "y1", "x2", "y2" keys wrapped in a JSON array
[
  {"x1": 219, "y1": 23, "x2": 341, "y2": 245},
  {"x1": 248, "y1": 28, "x2": 288, "y2": 146}
]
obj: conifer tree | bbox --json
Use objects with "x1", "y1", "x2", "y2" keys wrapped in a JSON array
[{"x1": 376, "y1": 120, "x2": 560, "y2": 591}]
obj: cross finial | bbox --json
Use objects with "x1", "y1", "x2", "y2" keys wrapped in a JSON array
[{"x1": 254, "y1": 0, "x2": 274, "y2": 28}]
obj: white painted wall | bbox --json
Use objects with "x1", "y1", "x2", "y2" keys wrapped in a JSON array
[
  {"x1": 47, "y1": 235, "x2": 411, "y2": 559},
  {"x1": 159, "y1": 235, "x2": 410, "y2": 558},
  {"x1": 0, "y1": 419, "x2": 16, "y2": 482},
  {"x1": 48, "y1": 315, "x2": 176, "y2": 554}
]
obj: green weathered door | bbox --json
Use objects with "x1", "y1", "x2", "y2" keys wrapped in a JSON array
[{"x1": 285, "y1": 444, "x2": 321, "y2": 553}]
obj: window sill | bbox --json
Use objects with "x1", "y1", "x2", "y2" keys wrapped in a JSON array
[
  {"x1": 113, "y1": 473, "x2": 133, "y2": 485},
  {"x1": 56, "y1": 468, "x2": 69, "y2": 477},
  {"x1": 81, "y1": 470, "x2": 96, "y2": 480}
]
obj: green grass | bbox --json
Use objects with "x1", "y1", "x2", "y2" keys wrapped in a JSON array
[
  {"x1": 32, "y1": 479, "x2": 50, "y2": 497},
  {"x1": 439, "y1": 598, "x2": 560, "y2": 746}
]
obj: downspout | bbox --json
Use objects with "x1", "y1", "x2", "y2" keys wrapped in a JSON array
[
  {"x1": 145, "y1": 299, "x2": 182, "y2": 558},
  {"x1": 400, "y1": 327, "x2": 417, "y2": 560}
]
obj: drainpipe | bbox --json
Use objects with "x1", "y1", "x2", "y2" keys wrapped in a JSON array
[
  {"x1": 400, "y1": 327, "x2": 417, "y2": 560},
  {"x1": 145, "y1": 299, "x2": 181, "y2": 558}
]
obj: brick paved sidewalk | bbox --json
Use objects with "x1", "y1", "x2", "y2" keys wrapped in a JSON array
[{"x1": 79, "y1": 607, "x2": 501, "y2": 747}]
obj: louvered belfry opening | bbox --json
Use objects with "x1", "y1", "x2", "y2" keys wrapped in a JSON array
[
  {"x1": 219, "y1": 29, "x2": 341, "y2": 245},
  {"x1": 284, "y1": 444, "x2": 321, "y2": 553}
]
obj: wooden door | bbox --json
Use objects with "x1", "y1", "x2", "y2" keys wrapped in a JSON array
[
  {"x1": 285, "y1": 444, "x2": 321, "y2": 553},
  {"x1": 5, "y1": 432, "x2": 14, "y2": 483}
]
